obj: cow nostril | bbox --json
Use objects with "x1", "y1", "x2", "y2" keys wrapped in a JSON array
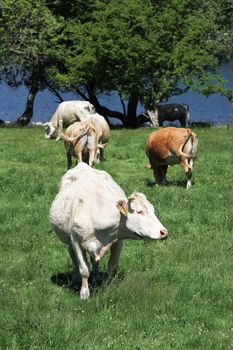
[{"x1": 160, "y1": 229, "x2": 168, "y2": 239}]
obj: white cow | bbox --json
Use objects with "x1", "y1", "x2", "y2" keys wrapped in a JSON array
[
  {"x1": 61, "y1": 113, "x2": 110, "y2": 168},
  {"x1": 50, "y1": 163, "x2": 168, "y2": 299},
  {"x1": 87, "y1": 113, "x2": 110, "y2": 162},
  {"x1": 43, "y1": 100, "x2": 95, "y2": 140}
]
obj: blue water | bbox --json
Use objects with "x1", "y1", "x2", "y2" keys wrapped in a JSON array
[{"x1": 0, "y1": 62, "x2": 233, "y2": 125}]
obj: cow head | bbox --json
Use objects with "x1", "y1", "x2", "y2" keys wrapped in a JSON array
[
  {"x1": 43, "y1": 122, "x2": 57, "y2": 139},
  {"x1": 117, "y1": 192, "x2": 168, "y2": 240}
]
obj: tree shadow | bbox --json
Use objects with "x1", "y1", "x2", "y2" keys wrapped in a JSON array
[{"x1": 51, "y1": 269, "x2": 124, "y2": 295}]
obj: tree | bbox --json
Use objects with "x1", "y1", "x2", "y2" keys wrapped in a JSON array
[
  {"x1": 54, "y1": 0, "x2": 231, "y2": 126},
  {"x1": 213, "y1": 0, "x2": 233, "y2": 103},
  {"x1": 0, "y1": 0, "x2": 232, "y2": 126},
  {"x1": 0, "y1": 0, "x2": 64, "y2": 125}
]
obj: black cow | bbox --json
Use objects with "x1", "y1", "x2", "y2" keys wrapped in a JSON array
[{"x1": 146, "y1": 103, "x2": 190, "y2": 128}]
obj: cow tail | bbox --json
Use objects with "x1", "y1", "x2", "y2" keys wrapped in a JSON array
[
  {"x1": 59, "y1": 125, "x2": 90, "y2": 142},
  {"x1": 179, "y1": 130, "x2": 197, "y2": 159},
  {"x1": 189, "y1": 132, "x2": 198, "y2": 159}
]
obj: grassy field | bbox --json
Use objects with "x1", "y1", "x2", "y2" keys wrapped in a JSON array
[{"x1": 0, "y1": 125, "x2": 232, "y2": 350}]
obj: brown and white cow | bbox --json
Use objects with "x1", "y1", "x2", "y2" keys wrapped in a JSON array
[
  {"x1": 50, "y1": 162, "x2": 168, "y2": 299},
  {"x1": 146, "y1": 127, "x2": 198, "y2": 189}
]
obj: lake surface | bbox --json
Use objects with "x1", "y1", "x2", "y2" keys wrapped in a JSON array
[{"x1": 0, "y1": 62, "x2": 233, "y2": 125}]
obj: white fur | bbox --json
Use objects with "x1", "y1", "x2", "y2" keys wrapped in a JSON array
[
  {"x1": 44, "y1": 101, "x2": 95, "y2": 140},
  {"x1": 50, "y1": 163, "x2": 168, "y2": 299},
  {"x1": 63, "y1": 113, "x2": 110, "y2": 168}
]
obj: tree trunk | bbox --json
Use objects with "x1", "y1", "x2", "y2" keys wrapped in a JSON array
[
  {"x1": 77, "y1": 84, "x2": 142, "y2": 127},
  {"x1": 126, "y1": 95, "x2": 138, "y2": 128},
  {"x1": 83, "y1": 84, "x2": 127, "y2": 126},
  {"x1": 17, "y1": 71, "x2": 39, "y2": 126}
]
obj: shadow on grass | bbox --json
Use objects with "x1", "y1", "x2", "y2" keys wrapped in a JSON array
[
  {"x1": 51, "y1": 270, "x2": 124, "y2": 295},
  {"x1": 146, "y1": 178, "x2": 188, "y2": 188}
]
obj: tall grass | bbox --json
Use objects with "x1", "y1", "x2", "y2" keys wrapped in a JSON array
[{"x1": 0, "y1": 126, "x2": 232, "y2": 349}]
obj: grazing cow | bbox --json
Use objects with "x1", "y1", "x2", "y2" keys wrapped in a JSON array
[
  {"x1": 86, "y1": 113, "x2": 110, "y2": 162},
  {"x1": 61, "y1": 122, "x2": 94, "y2": 168},
  {"x1": 43, "y1": 100, "x2": 95, "y2": 140},
  {"x1": 146, "y1": 127, "x2": 198, "y2": 189},
  {"x1": 61, "y1": 113, "x2": 110, "y2": 168},
  {"x1": 50, "y1": 162, "x2": 168, "y2": 299},
  {"x1": 146, "y1": 103, "x2": 190, "y2": 127}
]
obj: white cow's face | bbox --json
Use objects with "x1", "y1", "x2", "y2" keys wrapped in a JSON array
[
  {"x1": 44, "y1": 123, "x2": 56, "y2": 139},
  {"x1": 118, "y1": 193, "x2": 168, "y2": 240}
]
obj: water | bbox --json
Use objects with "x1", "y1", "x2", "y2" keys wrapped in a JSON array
[{"x1": 0, "y1": 62, "x2": 233, "y2": 125}]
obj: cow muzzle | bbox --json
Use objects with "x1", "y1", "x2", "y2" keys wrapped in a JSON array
[{"x1": 160, "y1": 229, "x2": 168, "y2": 240}]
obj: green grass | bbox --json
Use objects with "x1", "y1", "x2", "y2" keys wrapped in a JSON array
[{"x1": 0, "y1": 125, "x2": 233, "y2": 350}]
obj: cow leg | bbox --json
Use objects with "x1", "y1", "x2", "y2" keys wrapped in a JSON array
[
  {"x1": 179, "y1": 118, "x2": 186, "y2": 128},
  {"x1": 186, "y1": 158, "x2": 194, "y2": 189},
  {"x1": 100, "y1": 148, "x2": 104, "y2": 161},
  {"x1": 90, "y1": 255, "x2": 99, "y2": 278},
  {"x1": 160, "y1": 165, "x2": 168, "y2": 185},
  {"x1": 95, "y1": 151, "x2": 101, "y2": 163},
  {"x1": 70, "y1": 234, "x2": 90, "y2": 300},
  {"x1": 68, "y1": 244, "x2": 80, "y2": 283},
  {"x1": 107, "y1": 240, "x2": 123, "y2": 275},
  {"x1": 88, "y1": 149, "x2": 96, "y2": 167},
  {"x1": 152, "y1": 164, "x2": 161, "y2": 184},
  {"x1": 180, "y1": 159, "x2": 193, "y2": 189},
  {"x1": 98, "y1": 147, "x2": 104, "y2": 162},
  {"x1": 77, "y1": 151, "x2": 82, "y2": 163},
  {"x1": 67, "y1": 153, "x2": 72, "y2": 169},
  {"x1": 153, "y1": 164, "x2": 167, "y2": 185}
]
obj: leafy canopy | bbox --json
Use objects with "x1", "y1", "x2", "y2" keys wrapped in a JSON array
[
  {"x1": 0, "y1": 0, "x2": 64, "y2": 88},
  {"x1": 56, "y1": 0, "x2": 231, "y2": 110},
  {"x1": 0, "y1": 0, "x2": 232, "y2": 124}
]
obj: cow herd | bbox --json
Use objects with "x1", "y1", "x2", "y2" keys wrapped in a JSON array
[{"x1": 45, "y1": 100, "x2": 198, "y2": 299}]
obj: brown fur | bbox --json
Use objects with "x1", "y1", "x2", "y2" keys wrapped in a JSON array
[{"x1": 146, "y1": 127, "x2": 198, "y2": 188}]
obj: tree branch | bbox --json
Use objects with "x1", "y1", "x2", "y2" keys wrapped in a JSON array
[
  {"x1": 76, "y1": 87, "x2": 89, "y2": 101},
  {"x1": 75, "y1": 84, "x2": 127, "y2": 125},
  {"x1": 43, "y1": 78, "x2": 64, "y2": 102}
]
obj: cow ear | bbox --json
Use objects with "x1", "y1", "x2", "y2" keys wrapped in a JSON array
[{"x1": 117, "y1": 200, "x2": 128, "y2": 216}]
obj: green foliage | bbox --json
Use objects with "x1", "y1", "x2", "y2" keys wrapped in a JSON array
[
  {"x1": 56, "y1": 0, "x2": 231, "y2": 109},
  {"x1": 0, "y1": 126, "x2": 233, "y2": 349},
  {"x1": 0, "y1": 0, "x2": 232, "y2": 123},
  {"x1": 0, "y1": 0, "x2": 64, "y2": 87}
]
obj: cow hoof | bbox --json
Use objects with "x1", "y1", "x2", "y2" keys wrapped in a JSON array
[{"x1": 80, "y1": 287, "x2": 90, "y2": 300}]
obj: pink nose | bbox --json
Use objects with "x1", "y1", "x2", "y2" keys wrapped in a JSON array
[{"x1": 160, "y1": 229, "x2": 168, "y2": 240}]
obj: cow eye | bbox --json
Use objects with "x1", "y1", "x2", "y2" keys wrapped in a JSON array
[{"x1": 137, "y1": 210, "x2": 144, "y2": 215}]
